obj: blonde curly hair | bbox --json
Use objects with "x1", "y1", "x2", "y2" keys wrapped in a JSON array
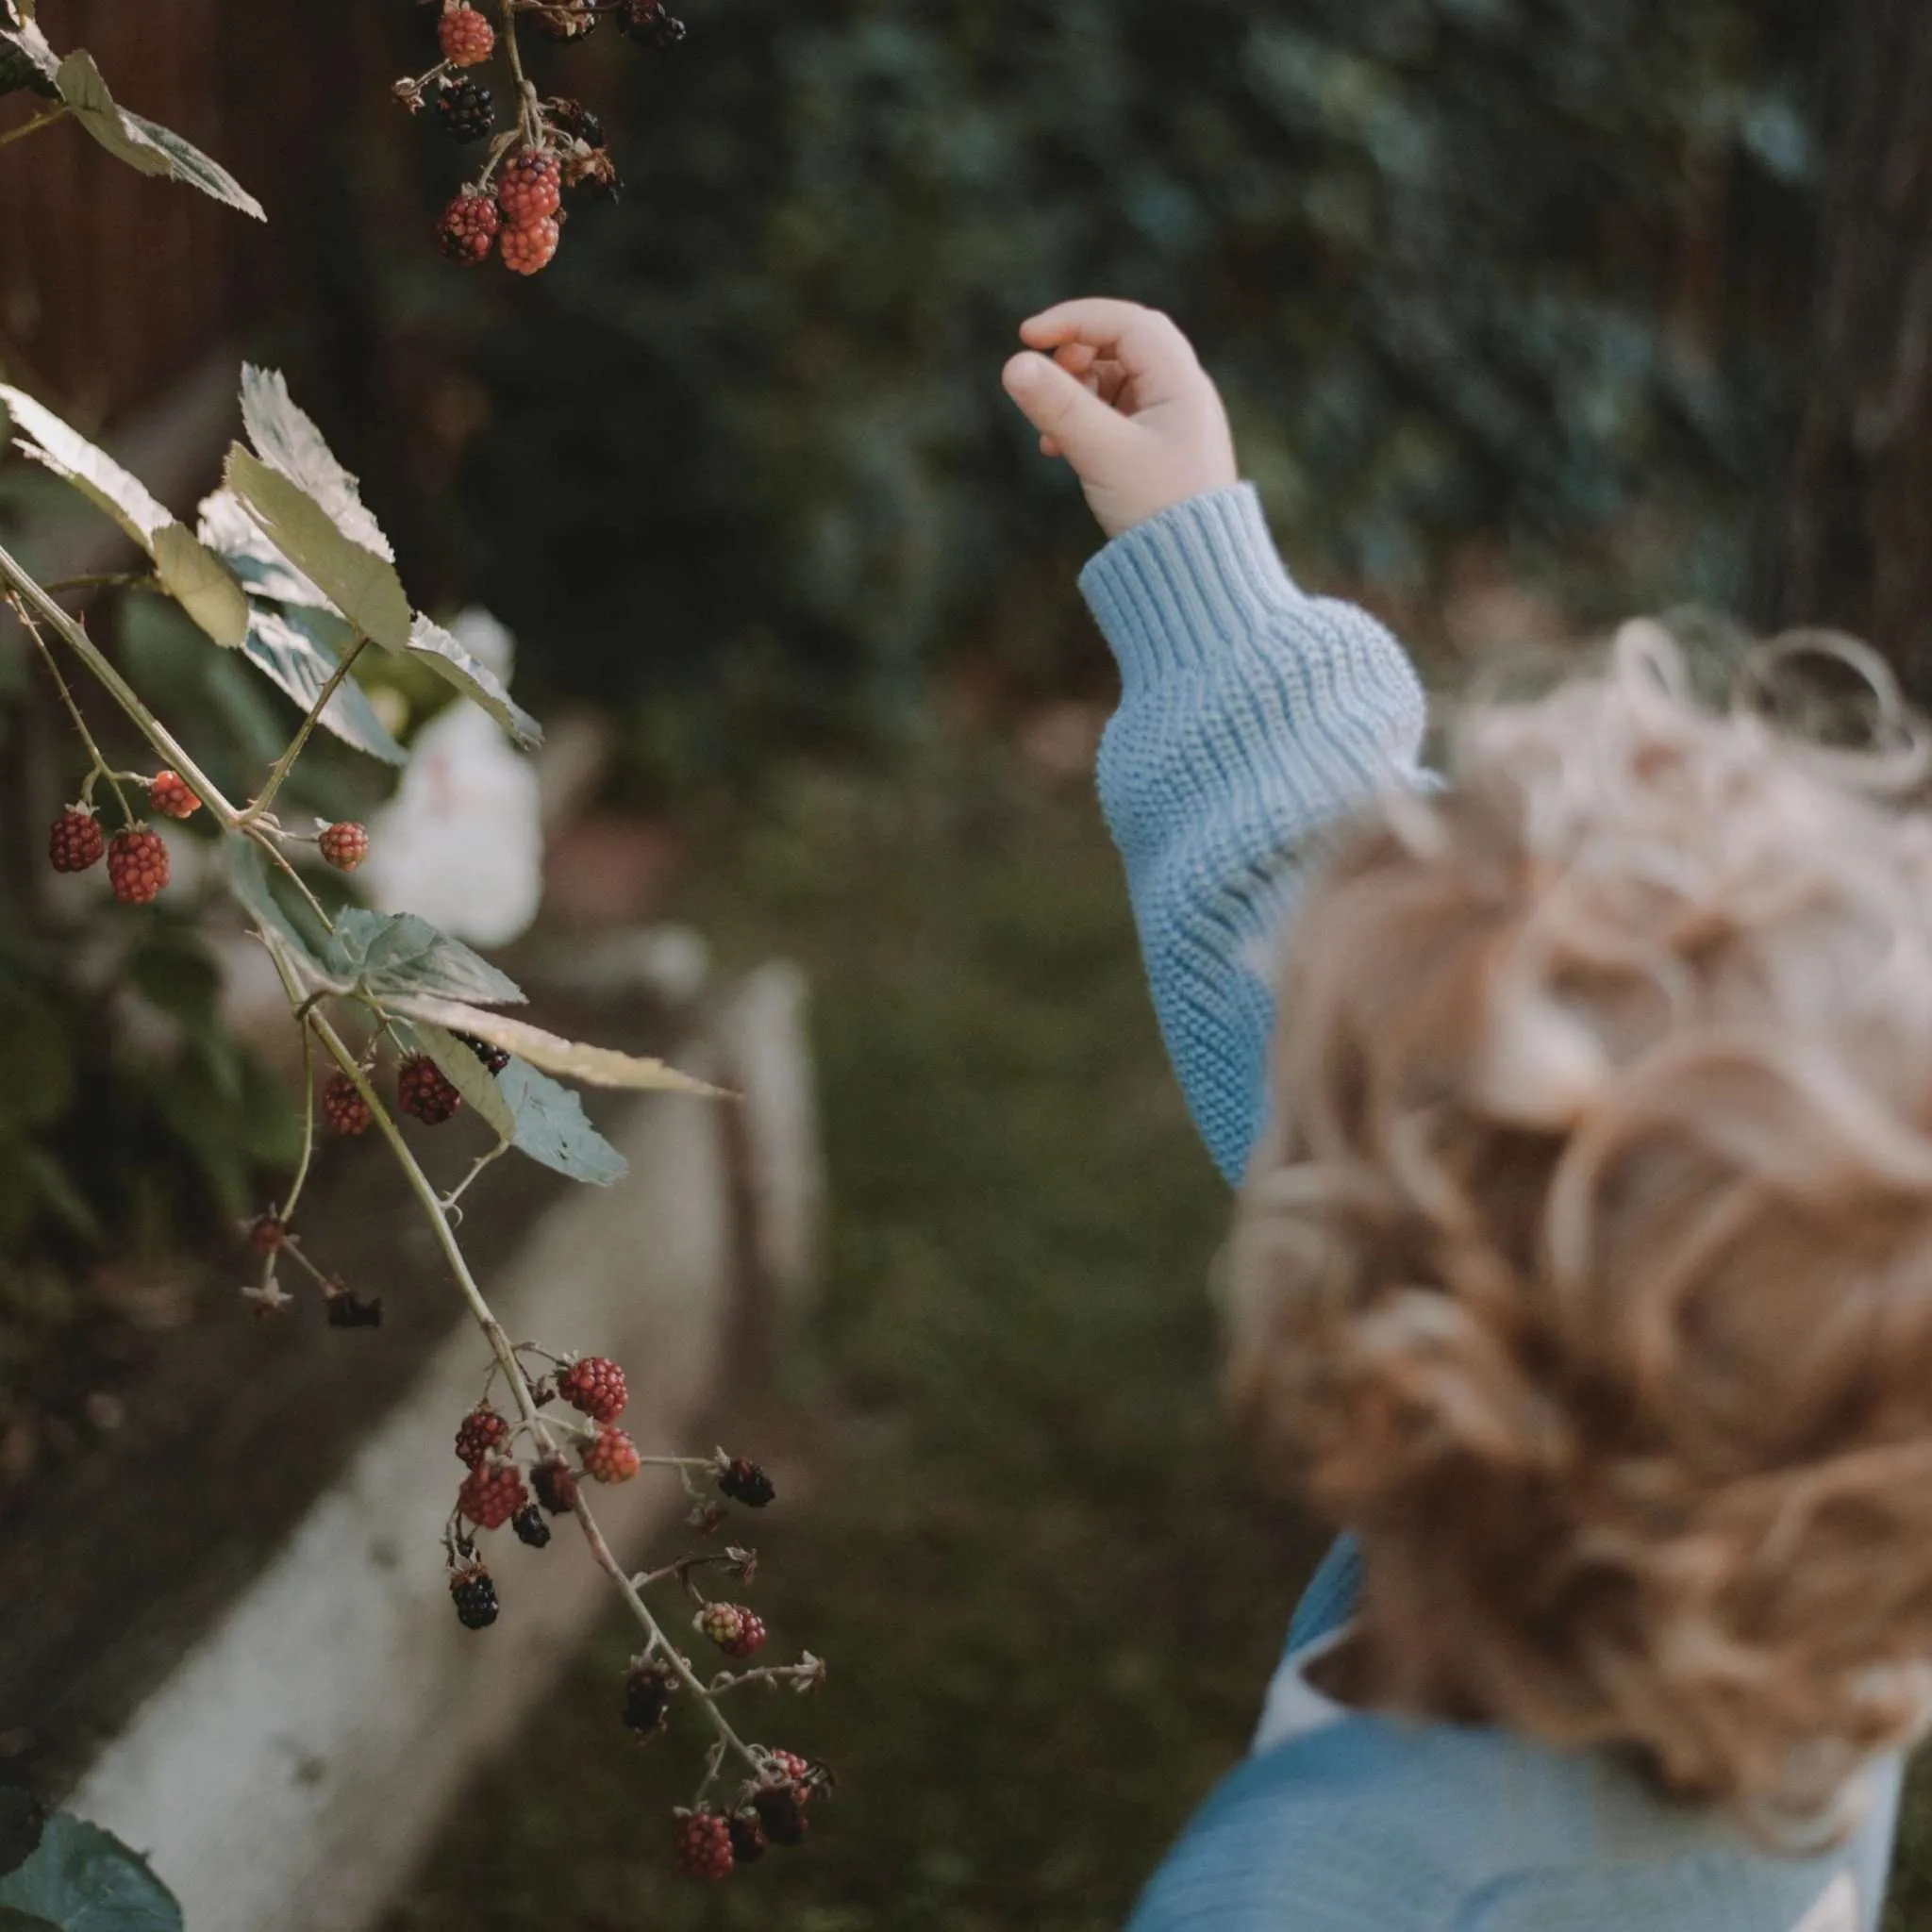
[{"x1": 1231, "y1": 620, "x2": 1932, "y2": 1839}]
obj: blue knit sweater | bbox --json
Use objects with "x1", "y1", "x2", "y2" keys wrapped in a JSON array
[{"x1": 1082, "y1": 485, "x2": 1902, "y2": 1932}]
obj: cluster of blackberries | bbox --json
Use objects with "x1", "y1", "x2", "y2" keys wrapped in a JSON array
[{"x1": 413, "y1": 0, "x2": 687, "y2": 274}]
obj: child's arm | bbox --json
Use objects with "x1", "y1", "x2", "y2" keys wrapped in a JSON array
[{"x1": 1005, "y1": 302, "x2": 1430, "y2": 1183}]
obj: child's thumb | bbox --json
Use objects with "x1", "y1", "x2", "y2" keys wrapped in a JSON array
[{"x1": 1003, "y1": 353, "x2": 1134, "y2": 471}]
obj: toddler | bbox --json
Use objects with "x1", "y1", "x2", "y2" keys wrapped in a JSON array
[{"x1": 1003, "y1": 299, "x2": 1932, "y2": 1930}]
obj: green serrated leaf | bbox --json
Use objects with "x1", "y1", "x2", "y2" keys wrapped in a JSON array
[
  {"x1": 152, "y1": 523, "x2": 248, "y2": 647},
  {"x1": 1, "y1": 383, "x2": 171, "y2": 549},
  {"x1": 119, "y1": 108, "x2": 263, "y2": 220},
  {"x1": 326, "y1": 910, "x2": 525, "y2": 1008},
  {"x1": 196, "y1": 489, "x2": 331, "y2": 608},
  {"x1": 242, "y1": 607, "x2": 407, "y2": 764},
  {"x1": 407, "y1": 614, "x2": 542, "y2": 750},
  {"x1": 0, "y1": 1812, "x2": 181, "y2": 1932},
  {"x1": 226, "y1": 837, "x2": 331, "y2": 975},
  {"x1": 239, "y1": 368, "x2": 391, "y2": 559},
  {"x1": 224, "y1": 447, "x2": 411, "y2": 652},
  {"x1": 499, "y1": 1059, "x2": 628, "y2": 1185},
  {"x1": 53, "y1": 54, "x2": 171, "y2": 177},
  {"x1": 412, "y1": 1023, "x2": 517, "y2": 1142}
]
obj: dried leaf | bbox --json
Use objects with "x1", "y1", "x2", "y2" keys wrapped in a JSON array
[{"x1": 391, "y1": 997, "x2": 727, "y2": 1099}]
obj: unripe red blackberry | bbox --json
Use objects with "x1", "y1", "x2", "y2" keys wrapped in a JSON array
[
  {"x1": 716, "y1": 1457, "x2": 776, "y2": 1508},
  {"x1": 501, "y1": 219, "x2": 561, "y2": 277},
  {"x1": 319, "y1": 821, "x2": 369, "y2": 872},
  {"x1": 146, "y1": 770, "x2": 200, "y2": 819},
  {"x1": 438, "y1": 2, "x2": 496, "y2": 68},
  {"x1": 435, "y1": 75, "x2": 494, "y2": 143},
  {"x1": 457, "y1": 1031, "x2": 510, "y2": 1075},
  {"x1": 672, "y1": 1809, "x2": 733, "y2": 1882},
  {"x1": 325, "y1": 1289, "x2": 384, "y2": 1329},
  {"x1": 458, "y1": 1457, "x2": 528, "y2": 1531},
  {"x1": 451, "y1": 1563, "x2": 499, "y2": 1630},
  {"x1": 512, "y1": 1505, "x2": 552, "y2": 1549},
  {"x1": 558, "y1": 1356, "x2": 628, "y2": 1424},
  {"x1": 753, "y1": 1782, "x2": 808, "y2": 1847},
  {"x1": 581, "y1": 1425, "x2": 641, "y2": 1485},
  {"x1": 497, "y1": 150, "x2": 562, "y2": 225},
  {"x1": 622, "y1": 1658, "x2": 677, "y2": 1736},
  {"x1": 621, "y1": 2, "x2": 688, "y2": 48},
  {"x1": 727, "y1": 1810, "x2": 769, "y2": 1864},
  {"x1": 455, "y1": 1403, "x2": 510, "y2": 1468},
  {"x1": 48, "y1": 808, "x2": 105, "y2": 874},
  {"x1": 400, "y1": 1056, "x2": 463, "y2": 1125},
  {"x1": 532, "y1": 1456, "x2": 579, "y2": 1515},
  {"x1": 438, "y1": 188, "x2": 503, "y2": 264},
  {"x1": 108, "y1": 827, "x2": 170, "y2": 904},
  {"x1": 695, "y1": 1602, "x2": 766, "y2": 1660},
  {"x1": 764, "y1": 1749, "x2": 815, "y2": 1794},
  {"x1": 323, "y1": 1073, "x2": 373, "y2": 1138}
]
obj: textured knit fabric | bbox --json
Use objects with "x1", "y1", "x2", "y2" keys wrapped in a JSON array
[{"x1": 1079, "y1": 486, "x2": 1902, "y2": 1932}]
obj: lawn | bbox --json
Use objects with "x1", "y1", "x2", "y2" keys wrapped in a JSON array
[{"x1": 387, "y1": 729, "x2": 1331, "y2": 1930}]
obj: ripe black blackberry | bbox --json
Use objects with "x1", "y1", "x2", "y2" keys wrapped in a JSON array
[
  {"x1": 753, "y1": 1783, "x2": 808, "y2": 1847},
  {"x1": 512, "y1": 1506, "x2": 552, "y2": 1549},
  {"x1": 325, "y1": 1290, "x2": 384, "y2": 1329},
  {"x1": 727, "y1": 1810, "x2": 769, "y2": 1864},
  {"x1": 716, "y1": 1457, "x2": 776, "y2": 1508},
  {"x1": 623, "y1": 1659, "x2": 677, "y2": 1737},
  {"x1": 457, "y1": 1031, "x2": 511, "y2": 1075},
  {"x1": 451, "y1": 1564, "x2": 499, "y2": 1630},
  {"x1": 620, "y1": 1, "x2": 687, "y2": 48},
  {"x1": 435, "y1": 76, "x2": 495, "y2": 143}
]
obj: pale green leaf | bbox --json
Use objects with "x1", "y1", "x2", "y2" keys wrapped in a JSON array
[
  {"x1": 196, "y1": 489, "x2": 332, "y2": 608},
  {"x1": 326, "y1": 911, "x2": 526, "y2": 1008},
  {"x1": 239, "y1": 367, "x2": 391, "y2": 558},
  {"x1": 0, "y1": 382, "x2": 170, "y2": 548},
  {"x1": 119, "y1": 108, "x2": 263, "y2": 220},
  {"x1": 225, "y1": 837, "x2": 331, "y2": 977},
  {"x1": 499, "y1": 1059, "x2": 628, "y2": 1185},
  {"x1": 407, "y1": 613, "x2": 542, "y2": 750},
  {"x1": 152, "y1": 523, "x2": 248, "y2": 647},
  {"x1": 0, "y1": 19, "x2": 58, "y2": 84},
  {"x1": 242, "y1": 607, "x2": 407, "y2": 764},
  {"x1": 0, "y1": 1812, "x2": 182, "y2": 1932},
  {"x1": 390, "y1": 997, "x2": 727, "y2": 1099},
  {"x1": 411, "y1": 1023, "x2": 517, "y2": 1142},
  {"x1": 225, "y1": 446, "x2": 412, "y2": 651},
  {"x1": 53, "y1": 53, "x2": 171, "y2": 177}
]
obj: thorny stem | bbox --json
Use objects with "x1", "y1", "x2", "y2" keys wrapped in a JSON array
[
  {"x1": 40, "y1": 570, "x2": 157, "y2": 595},
  {"x1": 278, "y1": 1025, "x2": 320, "y2": 1225},
  {"x1": 14, "y1": 596, "x2": 133, "y2": 821},
  {"x1": 493, "y1": 0, "x2": 541, "y2": 145},
  {"x1": 0, "y1": 102, "x2": 69, "y2": 149},
  {"x1": 0, "y1": 540, "x2": 239, "y2": 825},
  {"x1": 441, "y1": 1140, "x2": 509, "y2": 1213},
  {"x1": 239, "y1": 635, "x2": 370, "y2": 825}
]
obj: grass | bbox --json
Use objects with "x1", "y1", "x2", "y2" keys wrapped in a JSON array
[{"x1": 388, "y1": 733, "x2": 1329, "y2": 1931}]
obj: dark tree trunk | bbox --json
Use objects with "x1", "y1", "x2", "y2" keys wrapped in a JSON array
[{"x1": 1779, "y1": 0, "x2": 1932, "y2": 700}]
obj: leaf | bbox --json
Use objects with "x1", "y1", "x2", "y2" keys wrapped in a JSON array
[
  {"x1": 0, "y1": 1909, "x2": 58, "y2": 1931},
  {"x1": 0, "y1": 20, "x2": 58, "y2": 86},
  {"x1": 53, "y1": 53, "x2": 262, "y2": 219},
  {"x1": 224, "y1": 447, "x2": 412, "y2": 652},
  {"x1": 1, "y1": 383, "x2": 171, "y2": 548},
  {"x1": 407, "y1": 614, "x2": 543, "y2": 750},
  {"x1": 225, "y1": 837, "x2": 331, "y2": 976},
  {"x1": 390, "y1": 998, "x2": 727, "y2": 1100},
  {"x1": 0, "y1": 1812, "x2": 182, "y2": 1932},
  {"x1": 0, "y1": 1786, "x2": 42, "y2": 1878},
  {"x1": 196, "y1": 489, "x2": 332, "y2": 608},
  {"x1": 239, "y1": 367, "x2": 391, "y2": 560},
  {"x1": 242, "y1": 607, "x2": 407, "y2": 764},
  {"x1": 119, "y1": 109, "x2": 264, "y2": 221},
  {"x1": 411, "y1": 1023, "x2": 517, "y2": 1143},
  {"x1": 326, "y1": 910, "x2": 526, "y2": 1008},
  {"x1": 499, "y1": 1059, "x2": 628, "y2": 1185},
  {"x1": 151, "y1": 524, "x2": 248, "y2": 647}
]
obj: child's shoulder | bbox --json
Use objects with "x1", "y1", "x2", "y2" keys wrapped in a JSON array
[{"x1": 1125, "y1": 1714, "x2": 1891, "y2": 1932}]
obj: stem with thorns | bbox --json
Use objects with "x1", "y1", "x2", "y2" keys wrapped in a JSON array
[
  {"x1": 239, "y1": 635, "x2": 370, "y2": 825},
  {"x1": 13, "y1": 595, "x2": 135, "y2": 821},
  {"x1": 494, "y1": 0, "x2": 541, "y2": 145}
]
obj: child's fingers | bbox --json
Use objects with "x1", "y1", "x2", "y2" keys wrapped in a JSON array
[
  {"x1": 1003, "y1": 351, "x2": 1138, "y2": 470},
  {"x1": 1021, "y1": 300, "x2": 1202, "y2": 400}
]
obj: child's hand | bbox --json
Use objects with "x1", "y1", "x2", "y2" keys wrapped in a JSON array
[{"x1": 1003, "y1": 299, "x2": 1239, "y2": 541}]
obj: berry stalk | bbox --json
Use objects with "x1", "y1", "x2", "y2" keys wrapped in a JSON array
[{"x1": 237, "y1": 634, "x2": 371, "y2": 826}]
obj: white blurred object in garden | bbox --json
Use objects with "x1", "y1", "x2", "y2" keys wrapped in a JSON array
[{"x1": 362, "y1": 608, "x2": 544, "y2": 947}]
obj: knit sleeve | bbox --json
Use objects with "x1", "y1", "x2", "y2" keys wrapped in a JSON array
[{"x1": 1082, "y1": 485, "x2": 1430, "y2": 1184}]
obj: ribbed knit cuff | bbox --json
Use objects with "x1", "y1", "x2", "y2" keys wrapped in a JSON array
[{"x1": 1078, "y1": 484, "x2": 1303, "y2": 691}]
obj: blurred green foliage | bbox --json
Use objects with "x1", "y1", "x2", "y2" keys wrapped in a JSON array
[{"x1": 418, "y1": 0, "x2": 1829, "y2": 741}]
